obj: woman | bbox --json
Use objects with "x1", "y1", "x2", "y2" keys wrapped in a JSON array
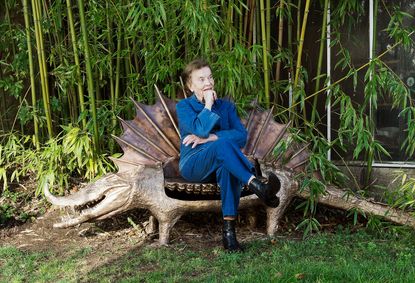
[{"x1": 176, "y1": 59, "x2": 280, "y2": 252}]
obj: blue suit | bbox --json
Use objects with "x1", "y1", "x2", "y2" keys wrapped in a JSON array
[{"x1": 176, "y1": 94, "x2": 254, "y2": 217}]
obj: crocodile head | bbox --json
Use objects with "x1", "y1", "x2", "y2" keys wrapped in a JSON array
[{"x1": 44, "y1": 166, "x2": 148, "y2": 228}]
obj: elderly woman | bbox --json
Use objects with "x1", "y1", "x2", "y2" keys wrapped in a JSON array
[{"x1": 176, "y1": 59, "x2": 280, "y2": 252}]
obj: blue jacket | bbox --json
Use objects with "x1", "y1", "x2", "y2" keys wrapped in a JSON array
[{"x1": 176, "y1": 94, "x2": 248, "y2": 171}]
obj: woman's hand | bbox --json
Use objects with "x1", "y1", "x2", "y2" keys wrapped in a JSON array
[
  {"x1": 203, "y1": 89, "x2": 217, "y2": 110},
  {"x1": 183, "y1": 134, "x2": 218, "y2": 148}
]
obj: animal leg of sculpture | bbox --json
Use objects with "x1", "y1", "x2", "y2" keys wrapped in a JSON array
[
  {"x1": 158, "y1": 214, "x2": 182, "y2": 245},
  {"x1": 145, "y1": 215, "x2": 157, "y2": 235},
  {"x1": 265, "y1": 206, "x2": 285, "y2": 236},
  {"x1": 246, "y1": 208, "x2": 258, "y2": 229}
]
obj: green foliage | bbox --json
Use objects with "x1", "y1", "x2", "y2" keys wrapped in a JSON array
[
  {"x1": 1, "y1": 0, "x2": 265, "y2": 147},
  {"x1": 0, "y1": 190, "x2": 32, "y2": 225},
  {"x1": 401, "y1": 107, "x2": 415, "y2": 156},
  {"x1": 295, "y1": 217, "x2": 322, "y2": 237},
  {"x1": 0, "y1": 130, "x2": 115, "y2": 196},
  {"x1": 386, "y1": 7, "x2": 414, "y2": 47},
  {"x1": 389, "y1": 171, "x2": 415, "y2": 212}
]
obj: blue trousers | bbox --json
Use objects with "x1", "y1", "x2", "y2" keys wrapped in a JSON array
[{"x1": 180, "y1": 139, "x2": 254, "y2": 217}]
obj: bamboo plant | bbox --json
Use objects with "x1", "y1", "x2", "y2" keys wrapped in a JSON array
[
  {"x1": 31, "y1": 0, "x2": 53, "y2": 138},
  {"x1": 22, "y1": 0, "x2": 39, "y2": 149},
  {"x1": 66, "y1": 0, "x2": 86, "y2": 129},
  {"x1": 259, "y1": 0, "x2": 270, "y2": 107},
  {"x1": 310, "y1": 0, "x2": 329, "y2": 125},
  {"x1": 77, "y1": 0, "x2": 99, "y2": 153},
  {"x1": 293, "y1": 0, "x2": 311, "y2": 121}
]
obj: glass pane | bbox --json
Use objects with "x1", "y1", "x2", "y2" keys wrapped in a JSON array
[{"x1": 375, "y1": 0, "x2": 415, "y2": 161}]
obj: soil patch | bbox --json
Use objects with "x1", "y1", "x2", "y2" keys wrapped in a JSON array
[
  {"x1": 0, "y1": 205, "x2": 288, "y2": 273},
  {"x1": 0, "y1": 198, "x2": 352, "y2": 252}
]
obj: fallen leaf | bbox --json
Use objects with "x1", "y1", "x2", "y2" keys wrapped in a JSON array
[
  {"x1": 295, "y1": 273, "x2": 305, "y2": 280},
  {"x1": 274, "y1": 272, "x2": 283, "y2": 278}
]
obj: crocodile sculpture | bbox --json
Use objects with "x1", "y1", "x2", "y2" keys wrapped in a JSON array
[{"x1": 45, "y1": 86, "x2": 415, "y2": 245}]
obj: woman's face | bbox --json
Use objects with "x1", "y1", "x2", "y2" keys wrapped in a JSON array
[{"x1": 188, "y1": 66, "x2": 215, "y2": 99}]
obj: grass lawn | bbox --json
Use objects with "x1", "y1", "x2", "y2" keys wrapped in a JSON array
[{"x1": 1, "y1": 228, "x2": 414, "y2": 282}]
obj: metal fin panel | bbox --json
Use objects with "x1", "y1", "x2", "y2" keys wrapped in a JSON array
[
  {"x1": 263, "y1": 121, "x2": 291, "y2": 162},
  {"x1": 243, "y1": 108, "x2": 267, "y2": 156},
  {"x1": 284, "y1": 144, "x2": 310, "y2": 171},
  {"x1": 132, "y1": 99, "x2": 180, "y2": 155},
  {"x1": 119, "y1": 118, "x2": 171, "y2": 160},
  {"x1": 252, "y1": 106, "x2": 274, "y2": 156},
  {"x1": 243, "y1": 108, "x2": 291, "y2": 162},
  {"x1": 155, "y1": 85, "x2": 180, "y2": 139},
  {"x1": 112, "y1": 135, "x2": 161, "y2": 164}
]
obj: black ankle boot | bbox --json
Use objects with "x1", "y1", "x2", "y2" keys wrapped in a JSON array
[
  {"x1": 222, "y1": 220, "x2": 243, "y2": 252},
  {"x1": 248, "y1": 173, "x2": 280, "y2": 207}
]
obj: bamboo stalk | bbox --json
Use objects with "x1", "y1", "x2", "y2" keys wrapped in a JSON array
[
  {"x1": 165, "y1": 6, "x2": 177, "y2": 99},
  {"x1": 65, "y1": 8, "x2": 78, "y2": 126},
  {"x1": 107, "y1": 27, "x2": 117, "y2": 151},
  {"x1": 41, "y1": 1, "x2": 56, "y2": 105},
  {"x1": 5, "y1": 1, "x2": 17, "y2": 57},
  {"x1": 255, "y1": 0, "x2": 261, "y2": 47},
  {"x1": 227, "y1": 0, "x2": 234, "y2": 50},
  {"x1": 275, "y1": 0, "x2": 285, "y2": 82},
  {"x1": 296, "y1": 0, "x2": 301, "y2": 42},
  {"x1": 94, "y1": 25, "x2": 101, "y2": 103},
  {"x1": 106, "y1": 1, "x2": 115, "y2": 141},
  {"x1": 310, "y1": 0, "x2": 329, "y2": 125},
  {"x1": 66, "y1": 0, "x2": 86, "y2": 129},
  {"x1": 1, "y1": 4, "x2": 10, "y2": 131},
  {"x1": 287, "y1": 0, "x2": 293, "y2": 113},
  {"x1": 243, "y1": 0, "x2": 249, "y2": 42},
  {"x1": 239, "y1": 1, "x2": 243, "y2": 41},
  {"x1": 37, "y1": 0, "x2": 50, "y2": 110},
  {"x1": 78, "y1": 0, "x2": 99, "y2": 152},
  {"x1": 124, "y1": 36, "x2": 132, "y2": 97},
  {"x1": 266, "y1": 0, "x2": 271, "y2": 52},
  {"x1": 132, "y1": 41, "x2": 140, "y2": 79},
  {"x1": 3, "y1": 1, "x2": 13, "y2": 132},
  {"x1": 0, "y1": 69, "x2": 5, "y2": 131},
  {"x1": 48, "y1": 0, "x2": 69, "y2": 125},
  {"x1": 294, "y1": 0, "x2": 311, "y2": 120},
  {"x1": 248, "y1": 0, "x2": 256, "y2": 47},
  {"x1": 112, "y1": 24, "x2": 122, "y2": 134},
  {"x1": 260, "y1": 0, "x2": 270, "y2": 107},
  {"x1": 6, "y1": 1, "x2": 25, "y2": 134},
  {"x1": 288, "y1": 0, "x2": 293, "y2": 67},
  {"x1": 23, "y1": 0, "x2": 40, "y2": 149},
  {"x1": 32, "y1": 0, "x2": 53, "y2": 138}
]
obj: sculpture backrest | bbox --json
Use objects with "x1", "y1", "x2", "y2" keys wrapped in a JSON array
[{"x1": 111, "y1": 87, "x2": 309, "y2": 181}]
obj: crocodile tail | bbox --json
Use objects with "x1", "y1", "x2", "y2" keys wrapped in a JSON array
[
  {"x1": 242, "y1": 107, "x2": 309, "y2": 173},
  {"x1": 111, "y1": 86, "x2": 181, "y2": 174}
]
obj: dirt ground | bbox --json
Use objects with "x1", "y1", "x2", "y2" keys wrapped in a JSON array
[
  {"x1": 0, "y1": 205, "x2": 287, "y2": 252},
  {"x1": 0, "y1": 201, "x2": 349, "y2": 249},
  {"x1": 0, "y1": 182, "x2": 351, "y2": 272},
  {"x1": 0, "y1": 204, "x2": 294, "y2": 272}
]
